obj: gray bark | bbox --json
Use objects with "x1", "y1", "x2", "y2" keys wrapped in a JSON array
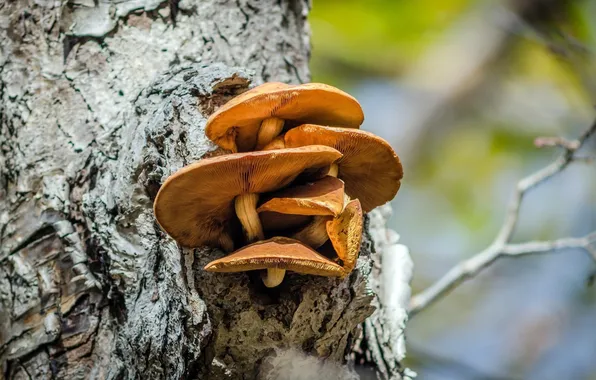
[{"x1": 0, "y1": 1, "x2": 410, "y2": 379}]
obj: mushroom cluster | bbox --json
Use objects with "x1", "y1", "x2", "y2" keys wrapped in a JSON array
[{"x1": 153, "y1": 82, "x2": 403, "y2": 288}]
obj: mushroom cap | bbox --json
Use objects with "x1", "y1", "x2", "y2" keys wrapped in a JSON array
[
  {"x1": 326, "y1": 199, "x2": 363, "y2": 274},
  {"x1": 283, "y1": 125, "x2": 403, "y2": 212},
  {"x1": 259, "y1": 176, "x2": 345, "y2": 234},
  {"x1": 203, "y1": 237, "x2": 344, "y2": 277},
  {"x1": 257, "y1": 176, "x2": 345, "y2": 217},
  {"x1": 205, "y1": 82, "x2": 364, "y2": 152},
  {"x1": 153, "y1": 146, "x2": 342, "y2": 249}
]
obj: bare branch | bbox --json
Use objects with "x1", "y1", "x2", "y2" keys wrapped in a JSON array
[
  {"x1": 534, "y1": 136, "x2": 581, "y2": 150},
  {"x1": 572, "y1": 155, "x2": 596, "y2": 163},
  {"x1": 409, "y1": 120, "x2": 596, "y2": 317},
  {"x1": 502, "y1": 233, "x2": 596, "y2": 256}
]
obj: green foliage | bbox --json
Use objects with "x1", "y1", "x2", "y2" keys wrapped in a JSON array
[
  {"x1": 310, "y1": 0, "x2": 473, "y2": 83},
  {"x1": 411, "y1": 126, "x2": 540, "y2": 232}
]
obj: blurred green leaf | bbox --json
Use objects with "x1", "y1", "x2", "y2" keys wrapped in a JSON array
[{"x1": 310, "y1": 0, "x2": 474, "y2": 83}]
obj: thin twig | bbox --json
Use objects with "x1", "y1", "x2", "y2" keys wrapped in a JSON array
[
  {"x1": 409, "y1": 120, "x2": 596, "y2": 317},
  {"x1": 572, "y1": 155, "x2": 596, "y2": 163},
  {"x1": 501, "y1": 233, "x2": 596, "y2": 256},
  {"x1": 534, "y1": 136, "x2": 580, "y2": 150}
]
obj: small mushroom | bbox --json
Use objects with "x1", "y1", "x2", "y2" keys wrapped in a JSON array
[
  {"x1": 264, "y1": 124, "x2": 403, "y2": 212},
  {"x1": 326, "y1": 199, "x2": 363, "y2": 274},
  {"x1": 257, "y1": 176, "x2": 344, "y2": 246},
  {"x1": 288, "y1": 191, "x2": 351, "y2": 249},
  {"x1": 204, "y1": 237, "x2": 344, "y2": 287},
  {"x1": 205, "y1": 83, "x2": 364, "y2": 152},
  {"x1": 257, "y1": 176, "x2": 345, "y2": 217},
  {"x1": 153, "y1": 146, "x2": 342, "y2": 251}
]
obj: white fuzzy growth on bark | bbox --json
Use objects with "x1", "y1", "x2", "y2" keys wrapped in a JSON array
[{"x1": 260, "y1": 348, "x2": 359, "y2": 380}]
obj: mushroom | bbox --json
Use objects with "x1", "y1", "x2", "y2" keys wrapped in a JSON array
[
  {"x1": 263, "y1": 124, "x2": 403, "y2": 212},
  {"x1": 257, "y1": 176, "x2": 345, "y2": 247},
  {"x1": 153, "y1": 146, "x2": 342, "y2": 251},
  {"x1": 326, "y1": 199, "x2": 363, "y2": 274},
  {"x1": 204, "y1": 237, "x2": 344, "y2": 288},
  {"x1": 205, "y1": 83, "x2": 364, "y2": 152},
  {"x1": 287, "y1": 191, "x2": 350, "y2": 249},
  {"x1": 257, "y1": 176, "x2": 345, "y2": 217}
]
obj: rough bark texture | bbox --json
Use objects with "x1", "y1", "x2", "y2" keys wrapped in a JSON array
[{"x1": 0, "y1": 1, "x2": 410, "y2": 379}]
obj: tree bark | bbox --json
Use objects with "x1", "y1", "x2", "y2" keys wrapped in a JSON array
[{"x1": 0, "y1": 1, "x2": 411, "y2": 379}]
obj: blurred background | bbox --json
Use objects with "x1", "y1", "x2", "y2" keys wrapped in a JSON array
[{"x1": 309, "y1": 0, "x2": 596, "y2": 379}]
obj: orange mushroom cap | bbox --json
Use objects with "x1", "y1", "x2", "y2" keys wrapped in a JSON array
[
  {"x1": 204, "y1": 237, "x2": 344, "y2": 277},
  {"x1": 153, "y1": 146, "x2": 342, "y2": 250},
  {"x1": 282, "y1": 125, "x2": 403, "y2": 212},
  {"x1": 257, "y1": 176, "x2": 345, "y2": 217},
  {"x1": 205, "y1": 82, "x2": 364, "y2": 152},
  {"x1": 326, "y1": 199, "x2": 363, "y2": 274}
]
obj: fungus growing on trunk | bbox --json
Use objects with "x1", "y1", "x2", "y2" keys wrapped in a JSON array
[
  {"x1": 264, "y1": 124, "x2": 403, "y2": 212},
  {"x1": 257, "y1": 176, "x2": 346, "y2": 249},
  {"x1": 153, "y1": 146, "x2": 342, "y2": 250},
  {"x1": 257, "y1": 176, "x2": 345, "y2": 217},
  {"x1": 205, "y1": 83, "x2": 364, "y2": 152},
  {"x1": 204, "y1": 237, "x2": 344, "y2": 287},
  {"x1": 282, "y1": 199, "x2": 363, "y2": 275},
  {"x1": 326, "y1": 199, "x2": 363, "y2": 274}
]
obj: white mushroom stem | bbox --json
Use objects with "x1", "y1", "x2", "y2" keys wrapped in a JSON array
[
  {"x1": 291, "y1": 216, "x2": 330, "y2": 249},
  {"x1": 256, "y1": 117, "x2": 285, "y2": 149},
  {"x1": 261, "y1": 136, "x2": 286, "y2": 150},
  {"x1": 327, "y1": 163, "x2": 339, "y2": 177},
  {"x1": 261, "y1": 268, "x2": 286, "y2": 288},
  {"x1": 235, "y1": 193, "x2": 265, "y2": 242}
]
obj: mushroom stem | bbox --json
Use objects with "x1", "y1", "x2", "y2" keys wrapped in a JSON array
[
  {"x1": 256, "y1": 117, "x2": 285, "y2": 149},
  {"x1": 235, "y1": 193, "x2": 265, "y2": 242},
  {"x1": 262, "y1": 136, "x2": 286, "y2": 151},
  {"x1": 261, "y1": 268, "x2": 286, "y2": 288},
  {"x1": 328, "y1": 163, "x2": 339, "y2": 177},
  {"x1": 291, "y1": 216, "x2": 330, "y2": 248}
]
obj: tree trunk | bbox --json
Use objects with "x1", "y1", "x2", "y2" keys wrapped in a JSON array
[{"x1": 0, "y1": 2, "x2": 412, "y2": 379}]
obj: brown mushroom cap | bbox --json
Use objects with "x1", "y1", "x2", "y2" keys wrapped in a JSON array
[
  {"x1": 204, "y1": 237, "x2": 344, "y2": 277},
  {"x1": 326, "y1": 199, "x2": 363, "y2": 274},
  {"x1": 153, "y1": 146, "x2": 342, "y2": 250},
  {"x1": 257, "y1": 176, "x2": 345, "y2": 217},
  {"x1": 282, "y1": 125, "x2": 403, "y2": 212},
  {"x1": 205, "y1": 82, "x2": 364, "y2": 152}
]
